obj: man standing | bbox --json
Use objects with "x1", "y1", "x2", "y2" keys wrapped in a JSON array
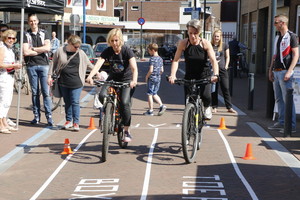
[
  {"x1": 50, "y1": 31, "x2": 60, "y2": 57},
  {"x1": 23, "y1": 13, "x2": 53, "y2": 126},
  {"x1": 268, "y1": 14, "x2": 299, "y2": 132}
]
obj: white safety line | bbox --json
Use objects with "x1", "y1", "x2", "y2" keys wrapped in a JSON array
[
  {"x1": 29, "y1": 129, "x2": 97, "y2": 200},
  {"x1": 0, "y1": 88, "x2": 95, "y2": 174},
  {"x1": 247, "y1": 122, "x2": 300, "y2": 178},
  {"x1": 140, "y1": 128, "x2": 159, "y2": 200},
  {"x1": 217, "y1": 129, "x2": 259, "y2": 200}
]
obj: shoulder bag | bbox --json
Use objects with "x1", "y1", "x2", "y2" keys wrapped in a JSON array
[{"x1": 52, "y1": 50, "x2": 79, "y2": 98}]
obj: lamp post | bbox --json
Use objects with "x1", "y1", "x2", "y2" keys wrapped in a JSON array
[
  {"x1": 140, "y1": 0, "x2": 143, "y2": 59},
  {"x1": 83, "y1": 0, "x2": 86, "y2": 43}
]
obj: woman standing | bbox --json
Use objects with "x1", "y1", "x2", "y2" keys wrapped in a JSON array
[
  {"x1": 86, "y1": 28, "x2": 138, "y2": 142},
  {"x1": 169, "y1": 19, "x2": 219, "y2": 120},
  {"x1": 211, "y1": 29, "x2": 236, "y2": 113},
  {"x1": 48, "y1": 35, "x2": 94, "y2": 131},
  {"x1": 0, "y1": 29, "x2": 22, "y2": 133}
]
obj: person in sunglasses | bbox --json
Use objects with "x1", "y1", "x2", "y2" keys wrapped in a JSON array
[
  {"x1": 48, "y1": 35, "x2": 94, "y2": 131},
  {"x1": 23, "y1": 13, "x2": 53, "y2": 126},
  {"x1": 0, "y1": 29, "x2": 22, "y2": 134}
]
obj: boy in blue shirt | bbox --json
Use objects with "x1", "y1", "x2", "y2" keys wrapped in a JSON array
[{"x1": 144, "y1": 43, "x2": 167, "y2": 116}]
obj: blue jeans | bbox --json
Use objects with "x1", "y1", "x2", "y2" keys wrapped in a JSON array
[
  {"x1": 60, "y1": 86, "x2": 83, "y2": 124},
  {"x1": 273, "y1": 70, "x2": 296, "y2": 128},
  {"x1": 27, "y1": 65, "x2": 52, "y2": 118}
]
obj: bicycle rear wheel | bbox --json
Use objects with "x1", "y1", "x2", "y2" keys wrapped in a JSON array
[
  {"x1": 182, "y1": 103, "x2": 199, "y2": 164},
  {"x1": 14, "y1": 68, "x2": 31, "y2": 95},
  {"x1": 102, "y1": 102, "x2": 113, "y2": 162},
  {"x1": 40, "y1": 85, "x2": 62, "y2": 112},
  {"x1": 117, "y1": 124, "x2": 128, "y2": 148}
]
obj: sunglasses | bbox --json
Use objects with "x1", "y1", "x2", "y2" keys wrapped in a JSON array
[
  {"x1": 73, "y1": 44, "x2": 80, "y2": 49},
  {"x1": 7, "y1": 37, "x2": 16, "y2": 41}
]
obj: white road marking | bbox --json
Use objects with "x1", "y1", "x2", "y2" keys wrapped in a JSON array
[
  {"x1": 140, "y1": 128, "x2": 159, "y2": 200},
  {"x1": 135, "y1": 124, "x2": 140, "y2": 128},
  {"x1": 247, "y1": 122, "x2": 300, "y2": 178},
  {"x1": 148, "y1": 123, "x2": 166, "y2": 127},
  {"x1": 217, "y1": 129, "x2": 259, "y2": 200},
  {"x1": 29, "y1": 129, "x2": 97, "y2": 200}
]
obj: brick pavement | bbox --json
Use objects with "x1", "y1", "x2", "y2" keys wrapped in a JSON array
[{"x1": 229, "y1": 73, "x2": 300, "y2": 161}]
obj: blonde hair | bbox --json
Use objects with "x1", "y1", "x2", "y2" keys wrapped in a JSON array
[
  {"x1": 67, "y1": 34, "x2": 82, "y2": 45},
  {"x1": 275, "y1": 14, "x2": 289, "y2": 25},
  {"x1": 106, "y1": 28, "x2": 124, "y2": 47},
  {"x1": 211, "y1": 29, "x2": 223, "y2": 52},
  {"x1": 1, "y1": 29, "x2": 17, "y2": 42},
  {"x1": 148, "y1": 43, "x2": 158, "y2": 51}
]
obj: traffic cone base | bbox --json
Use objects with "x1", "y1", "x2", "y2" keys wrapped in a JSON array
[
  {"x1": 242, "y1": 143, "x2": 256, "y2": 160},
  {"x1": 61, "y1": 138, "x2": 74, "y2": 155},
  {"x1": 87, "y1": 117, "x2": 97, "y2": 130},
  {"x1": 218, "y1": 117, "x2": 227, "y2": 129}
]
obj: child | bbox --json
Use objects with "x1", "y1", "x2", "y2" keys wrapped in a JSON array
[{"x1": 144, "y1": 43, "x2": 167, "y2": 116}]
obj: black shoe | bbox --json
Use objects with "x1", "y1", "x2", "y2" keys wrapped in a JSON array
[
  {"x1": 31, "y1": 117, "x2": 40, "y2": 124},
  {"x1": 47, "y1": 117, "x2": 54, "y2": 126}
]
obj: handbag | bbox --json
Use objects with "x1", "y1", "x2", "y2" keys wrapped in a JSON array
[{"x1": 52, "y1": 50, "x2": 79, "y2": 98}]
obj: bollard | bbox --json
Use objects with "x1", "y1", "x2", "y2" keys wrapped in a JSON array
[
  {"x1": 283, "y1": 88, "x2": 293, "y2": 137},
  {"x1": 229, "y1": 67, "x2": 233, "y2": 96},
  {"x1": 248, "y1": 73, "x2": 254, "y2": 110}
]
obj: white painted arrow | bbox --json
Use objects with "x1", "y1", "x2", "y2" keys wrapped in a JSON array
[{"x1": 148, "y1": 123, "x2": 166, "y2": 127}]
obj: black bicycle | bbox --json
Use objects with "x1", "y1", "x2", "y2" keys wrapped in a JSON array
[
  {"x1": 236, "y1": 49, "x2": 249, "y2": 78},
  {"x1": 94, "y1": 80, "x2": 130, "y2": 162},
  {"x1": 172, "y1": 78, "x2": 211, "y2": 163}
]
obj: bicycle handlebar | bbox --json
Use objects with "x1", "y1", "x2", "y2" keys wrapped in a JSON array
[
  {"x1": 94, "y1": 80, "x2": 130, "y2": 88},
  {"x1": 166, "y1": 75, "x2": 211, "y2": 86}
]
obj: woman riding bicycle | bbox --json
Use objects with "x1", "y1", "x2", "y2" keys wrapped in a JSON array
[
  {"x1": 168, "y1": 19, "x2": 219, "y2": 120},
  {"x1": 86, "y1": 28, "x2": 138, "y2": 142}
]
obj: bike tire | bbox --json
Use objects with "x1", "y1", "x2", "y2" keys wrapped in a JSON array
[
  {"x1": 102, "y1": 102, "x2": 113, "y2": 162},
  {"x1": 197, "y1": 103, "x2": 204, "y2": 150},
  {"x1": 117, "y1": 124, "x2": 128, "y2": 148},
  {"x1": 182, "y1": 103, "x2": 199, "y2": 164},
  {"x1": 40, "y1": 85, "x2": 62, "y2": 112}
]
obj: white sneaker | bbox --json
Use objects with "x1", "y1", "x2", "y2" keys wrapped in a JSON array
[
  {"x1": 7, "y1": 118, "x2": 16, "y2": 127},
  {"x1": 204, "y1": 107, "x2": 212, "y2": 120}
]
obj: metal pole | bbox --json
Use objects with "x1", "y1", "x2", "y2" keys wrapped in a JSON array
[
  {"x1": 248, "y1": 73, "x2": 254, "y2": 110},
  {"x1": 266, "y1": 0, "x2": 277, "y2": 118},
  {"x1": 83, "y1": 0, "x2": 86, "y2": 43},
  {"x1": 140, "y1": 1, "x2": 143, "y2": 59},
  {"x1": 17, "y1": 8, "x2": 25, "y2": 129},
  {"x1": 203, "y1": 0, "x2": 206, "y2": 38},
  {"x1": 284, "y1": 89, "x2": 294, "y2": 137}
]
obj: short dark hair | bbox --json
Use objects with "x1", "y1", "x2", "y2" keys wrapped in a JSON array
[
  {"x1": 28, "y1": 13, "x2": 38, "y2": 19},
  {"x1": 0, "y1": 24, "x2": 9, "y2": 30}
]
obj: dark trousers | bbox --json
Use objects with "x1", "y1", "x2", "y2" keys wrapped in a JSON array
[
  {"x1": 230, "y1": 55, "x2": 238, "y2": 78},
  {"x1": 99, "y1": 85, "x2": 135, "y2": 126},
  {"x1": 184, "y1": 83, "x2": 212, "y2": 108},
  {"x1": 211, "y1": 68, "x2": 232, "y2": 109}
]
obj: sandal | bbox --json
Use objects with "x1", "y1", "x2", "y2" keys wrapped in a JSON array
[
  {"x1": 228, "y1": 108, "x2": 237, "y2": 113},
  {"x1": 0, "y1": 129, "x2": 11, "y2": 134}
]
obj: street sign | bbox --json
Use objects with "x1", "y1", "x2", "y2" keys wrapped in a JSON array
[
  {"x1": 191, "y1": 11, "x2": 199, "y2": 19},
  {"x1": 137, "y1": 17, "x2": 145, "y2": 26},
  {"x1": 69, "y1": 25, "x2": 81, "y2": 31},
  {"x1": 184, "y1": 7, "x2": 201, "y2": 12}
]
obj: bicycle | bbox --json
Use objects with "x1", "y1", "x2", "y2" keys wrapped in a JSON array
[
  {"x1": 94, "y1": 80, "x2": 130, "y2": 162},
  {"x1": 171, "y1": 77, "x2": 211, "y2": 163},
  {"x1": 14, "y1": 66, "x2": 31, "y2": 95},
  {"x1": 236, "y1": 49, "x2": 249, "y2": 78}
]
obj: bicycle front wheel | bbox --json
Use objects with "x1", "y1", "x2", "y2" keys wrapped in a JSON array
[
  {"x1": 182, "y1": 103, "x2": 199, "y2": 164},
  {"x1": 40, "y1": 85, "x2": 62, "y2": 112},
  {"x1": 102, "y1": 102, "x2": 113, "y2": 162}
]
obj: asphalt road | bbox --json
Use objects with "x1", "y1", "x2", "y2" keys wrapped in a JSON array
[{"x1": 0, "y1": 61, "x2": 300, "y2": 200}]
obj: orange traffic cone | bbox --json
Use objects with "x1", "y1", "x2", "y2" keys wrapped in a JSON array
[
  {"x1": 218, "y1": 117, "x2": 227, "y2": 129},
  {"x1": 61, "y1": 138, "x2": 74, "y2": 155},
  {"x1": 87, "y1": 117, "x2": 97, "y2": 130},
  {"x1": 242, "y1": 143, "x2": 256, "y2": 160}
]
